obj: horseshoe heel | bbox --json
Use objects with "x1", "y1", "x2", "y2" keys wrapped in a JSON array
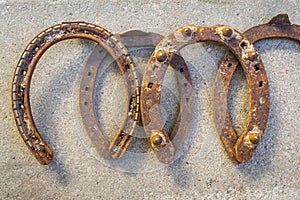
[
  {"x1": 214, "y1": 14, "x2": 299, "y2": 162},
  {"x1": 12, "y1": 22, "x2": 139, "y2": 164},
  {"x1": 141, "y1": 25, "x2": 269, "y2": 163},
  {"x1": 80, "y1": 30, "x2": 193, "y2": 161}
]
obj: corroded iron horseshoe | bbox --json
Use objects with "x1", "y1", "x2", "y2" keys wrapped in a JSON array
[
  {"x1": 214, "y1": 14, "x2": 299, "y2": 163},
  {"x1": 12, "y1": 22, "x2": 140, "y2": 165},
  {"x1": 141, "y1": 25, "x2": 269, "y2": 163},
  {"x1": 80, "y1": 30, "x2": 193, "y2": 161}
]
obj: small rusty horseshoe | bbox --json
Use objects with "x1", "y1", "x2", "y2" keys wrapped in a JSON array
[
  {"x1": 80, "y1": 30, "x2": 193, "y2": 161},
  {"x1": 141, "y1": 25, "x2": 269, "y2": 163},
  {"x1": 12, "y1": 22, "x2": 139, "y2": 165},
  {"x1": 214, "y1": 14, "x2": 299, "y2": 163}
]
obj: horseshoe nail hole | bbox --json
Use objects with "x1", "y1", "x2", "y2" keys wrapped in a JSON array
[
  {"x1": 186, "y1": 98, "x2": 189, "y2": 102},
  {"x1": 87, "y1": 71, "x2": 92, "y2": 76},
  {"x1": 258, "y1": 81, "x2": 263, "y2": 87},
  {"x1": 85, "y1": 87, "x2": 89, "y2": 91},
  {"x1": 184, "y1": 83, "x2": 188, "y2": 87},
  {"x1": 180, "y1": 68, "x2": 184, "y2": 72},
  {"x1": 227, "y1": 63, "x2": 232, "y2": 68},
  {"x1": 84, "y1": 102, "x2": 88, "y2": 106},
  {"x1": 240, "y1": 41, "x2": 248, "y2": 49},
  {"x1": 148, "y1": 82, "x2": 153, "y2": 88},
  {"x1": 254, "y1": 64, "x2": 260, "y2": 71},
  {"x1": 152, "y1": 65, "x2": 159, "y2": 71}
]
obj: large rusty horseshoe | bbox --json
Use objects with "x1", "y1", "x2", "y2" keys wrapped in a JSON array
[
  {"x1": 214, "y1": 14, "x2": 299, "y2": 162},
  {"x1": 80, "y1": 30, "x2": 193, "y2": 161},
  {"x1": 141, "y1": 25, "x2": 269, "y2": 163},
  {"x1": 12, "y1": 22, "x2": 140, "y2": 165}
]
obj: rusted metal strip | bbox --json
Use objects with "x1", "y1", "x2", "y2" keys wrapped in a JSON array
[
  {"x1": 214, "y1": 14, "x2": 299, "y2": 163},
  {"x1": 141, "y1": 25, "x2": 269, "y2": 163},
  {"x1": 12, "y1": 22, "x2": 139, "y2": 165},
  {"x1": 80, "y1": 30, "x2": 193, "y2": 162}
]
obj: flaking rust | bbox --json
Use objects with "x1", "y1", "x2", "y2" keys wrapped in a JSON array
[{"x1": 214, "y1": 14, "x2": 300, "y2": 163}]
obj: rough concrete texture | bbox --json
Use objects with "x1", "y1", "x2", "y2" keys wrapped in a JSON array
[{"x1": 0, "y1": 0, "x2": 299, "y2": 199}]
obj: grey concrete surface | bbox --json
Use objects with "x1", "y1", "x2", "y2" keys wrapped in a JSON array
[{"x1": 0, "y1": 0, "x2": 299, "y2": 199}]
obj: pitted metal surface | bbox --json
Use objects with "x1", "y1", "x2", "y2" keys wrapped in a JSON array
[
  {"x1": 12, "y1": 22, "x2": 140, "y2": 165},
  {"x1": 141, "y1": 25, "x2": 269, "y2": 163},
  {"x1": 214, "y1": 14, "x2": 300, "y2": 163}
]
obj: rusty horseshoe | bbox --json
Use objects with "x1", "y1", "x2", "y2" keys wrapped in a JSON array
[
  {"x1": 79, "y1": 30, "x2": 193, "y2": 162},
  {"x1": 141, "y1": 25, "x2": 269, "y2": 163},
  {"x1": 214, "y1": 14, "x2": 300, "y2": 163},
  {"x1": 12, "y1": 22, "x2": 140, "y2": 165}
]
